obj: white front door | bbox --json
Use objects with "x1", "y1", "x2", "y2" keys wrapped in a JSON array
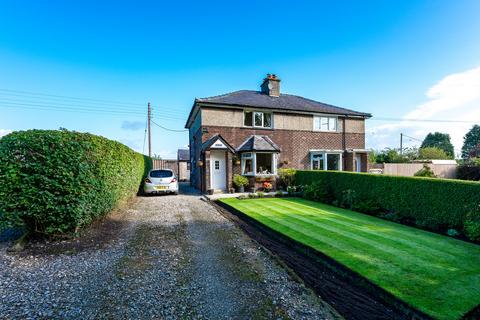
[
  {"x1": 355, "y1": 155, "x2": 362, "y2": 172},
  {"x1": 210, "y1": 150, "x2": 226, "y2": 190}
]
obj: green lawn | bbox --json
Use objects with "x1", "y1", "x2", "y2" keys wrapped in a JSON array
[{"x1": 220, "y1": 197, "x2": 480, "y2": 320}]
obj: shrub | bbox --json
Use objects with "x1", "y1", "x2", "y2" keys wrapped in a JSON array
[
  {"x1": 418, "y1": 147, "x2": 450, "y2": 160},
  {"x1": 352, "y1": 199, "x2": 381, "y2": 215},
  {"x1": 275, "y1": 190, "x2": 284, "y2": 197},
  {"x1": 248, "y1": 193, "x2": 257, "y2": 199},
  {"x1": 256, "y1": 191, "x2": 265, "y2": 198},
  {"x1": 464, "y1": 220, "x2": 480, "y2": 241},
  {"x1": 303, "y1": 182, "x2": 332, "y2": 203},
  {"x1": 232, "y1": 174, "x2": 249, "y2": 188},
  {"x1": 414, "y1": 164, "x2": 437, "y2": 178},
  {"x1": 457, "y1": 165, "x2": 480, "y2": 181},
  {"x1": 277, "y1": 168, "x2": 296, "y2": 189},
  {"x1": 0, "y1": 129, "x2": 151, "y2": 236},
  {"x1": 296, "y1": 170, "x2": 480, "y2": 233}
]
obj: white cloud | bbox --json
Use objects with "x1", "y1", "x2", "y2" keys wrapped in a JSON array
[
  {"x1": 0, "y1": 129, "x2": 12, "y2": 138},
  {"x1": 367, "y1": 66, "x2": 480, "y2": 156}
]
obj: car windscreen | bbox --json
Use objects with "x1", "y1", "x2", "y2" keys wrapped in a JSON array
[{"x1": 150, "y1": 170, "x2": 173, "y2": 178}]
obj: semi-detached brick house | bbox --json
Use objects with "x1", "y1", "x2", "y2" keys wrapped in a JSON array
[{"x1": 185, "y1": 74, "x2": 372, "y2": 193}]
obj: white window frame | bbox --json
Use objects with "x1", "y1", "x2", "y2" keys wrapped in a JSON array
[
  {"x1": 243, "y1": 110, "x2": 273, "y2": 129},
  {"x1": 313, "y1": 116, "x2": 338, "y2": 132},
  {"x1": 310, "y1": 151, "x2": 343, "y2": 171},
  {"x1": 241, "y1": 152, "x2": 277, "y2": 176},
  {"x1": 241, "y1": 153, "x2": 254, "y2": 175}
]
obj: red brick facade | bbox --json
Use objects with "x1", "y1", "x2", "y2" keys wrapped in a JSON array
[
  {"x1": 203, "y1": 125, "x2": 364, "y2": 168},
  {"x1": 191, "y1": 124, "x2": 367, "y2": 193}
]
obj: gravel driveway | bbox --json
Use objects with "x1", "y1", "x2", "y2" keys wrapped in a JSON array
[{"x1": 0, "y1": 184, "x2": 340, "y2": 319}]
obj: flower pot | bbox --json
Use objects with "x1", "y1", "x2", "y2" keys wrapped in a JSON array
[{"x1": 238, "y1": 185, "x2": 245, "y2": 193}]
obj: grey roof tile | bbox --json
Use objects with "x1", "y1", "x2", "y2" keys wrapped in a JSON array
[
  {"x1": 196, "y1": 90, "x2": 371, "y2": 117},
  {"x1": 236, "y1": 135, "x2": 281, "y2": 152}
]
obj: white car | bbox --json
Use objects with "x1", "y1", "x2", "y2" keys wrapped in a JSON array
[{"x1": 143, "y1": 169, "x2": 178, "y2": 195}]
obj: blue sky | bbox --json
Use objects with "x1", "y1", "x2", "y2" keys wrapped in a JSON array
[{"x1": 1, "y1": 1, "x2": 479, "y2": 157}]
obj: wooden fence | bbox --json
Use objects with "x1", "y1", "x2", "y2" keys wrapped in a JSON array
[
  {"x1": 369, "y1": 163, "x2": 457, "y2": 179},
  {"x1": 152, "y1": 159, "x2": 178, "y2": 176}
]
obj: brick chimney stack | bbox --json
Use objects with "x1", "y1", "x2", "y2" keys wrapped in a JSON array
[{"x1": 261, "y1": 74, "x2": 281, "y2": 97}]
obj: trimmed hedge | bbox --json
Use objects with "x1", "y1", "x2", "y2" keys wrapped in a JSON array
[
  {"x1": 296, "y1": 170, "x2": 480, "y2": 234},
  {"x1": 0, "y1": 129, "x2": 151, "y2": 236}
]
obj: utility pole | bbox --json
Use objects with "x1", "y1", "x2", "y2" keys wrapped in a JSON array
[
  {"x1": 147, "y1": 102, "x2": 152, "y2": 158},
  {"x1": 400, "y1": 133, "x2": 403, "y2": 155}
]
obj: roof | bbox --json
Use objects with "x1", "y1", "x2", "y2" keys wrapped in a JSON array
[
  {"x1": 177, "y1": 149, "x2": 189, "y2": 161},
  {"x1": 193, "y1": 89, "x2": 369, "y2": 118},
  {"x1": 202, "y1": 134, "x2": 235, "y2": 153},
  {"x1": 236, "y1": 135, "x2": 281, "y2": 152}
]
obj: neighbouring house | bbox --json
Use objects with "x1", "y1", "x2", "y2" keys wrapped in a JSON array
[
  {"x1": 185, "y1": 74, "x2": 372, "y2": 193},
  {"x1": 177, "y1": 149, "x2": 190, "y2": 181}
]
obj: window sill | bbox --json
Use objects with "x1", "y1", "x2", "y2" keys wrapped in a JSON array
[
  {"x1": 313, "y1": 129, "x2": 339, "y2": 133},
  {"x1": 242, "y1": 126, "x2": 274, "y2": 130}
]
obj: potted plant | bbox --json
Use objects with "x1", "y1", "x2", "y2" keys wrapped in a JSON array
[
  {"x1": 263, "y1": 181, "x2": 272, "y2": 192},
  {"x1": 233, "y1": 174, "x2": 249, "y2": 193}
]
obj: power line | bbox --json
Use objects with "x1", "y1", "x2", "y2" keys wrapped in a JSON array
[
  {"x1": 369, "y1": 117, "x2": 480, "y2": 124},
  {"x1": 0, "y1": 103, "x2": 186, "y2": 121},
  {"x1": 151, "y1": 120, "x2": 188, "y2": 132},
  {"x1": 0, "y1": 90, "x2": 188, "y2": 115},
  {"x1": 0, "y1": 88, "x2": 145, "y2": 107}
]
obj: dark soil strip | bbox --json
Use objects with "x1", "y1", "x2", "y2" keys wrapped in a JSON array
[{"x1": 212, "y1": 200, "x2": 433, "y2": 320}]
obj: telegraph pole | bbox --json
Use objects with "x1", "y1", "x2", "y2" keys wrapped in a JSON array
[
  {"x1": 147, "y1": 102, "x2": 152, "y2": 158},
  {"x1": 400, "y1": 133, "x2": 403, "y2": 155}
]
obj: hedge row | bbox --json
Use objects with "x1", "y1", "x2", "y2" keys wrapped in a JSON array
[
  {"x1": 295, "y1": 170, "x2": 480, "y2": 233},
  {"x1": 0, "y1": 129, "x2": 152, "y2": 236}
]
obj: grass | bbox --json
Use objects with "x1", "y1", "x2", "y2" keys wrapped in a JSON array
[{"x1": 219, "y1": 197, "x2": 480, "y2": 320}]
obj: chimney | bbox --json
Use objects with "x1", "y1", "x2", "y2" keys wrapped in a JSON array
[{"x1": 261, "y1": 74, "x2": 281, "y2": 97}]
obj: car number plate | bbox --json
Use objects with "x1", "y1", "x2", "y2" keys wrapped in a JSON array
[{"x1": 155, "y1": 186, "x2": 167, "y2": 190}]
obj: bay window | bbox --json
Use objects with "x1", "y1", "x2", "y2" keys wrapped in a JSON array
[
  {"x1": 314, "y1": 116, "x2": 337, "y2": 132},
  {"x1": 241, "y1": 152, "x2": 277, "y2": 175},
  {"x1": 311, "y1": 151, "x2": 342, "y2": 171},
  {"x1": 244, "y1": 110, "x2": 273, "y2": 128}
]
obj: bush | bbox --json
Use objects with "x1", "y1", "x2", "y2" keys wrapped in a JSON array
[
  {"x1": 277, "y1": 168, "x2": 296, "y2": 189},
  {"x1": 0, "y1": 129, "x2": 151, "y2": 236},
  {"x1": 232, "y1": 174, "x2": 249, "y2": 188},
  {"x1": 457, "y1": 165, "x2": 480, "y2": 181},
  {"x1": 464, "y1": 220, "x2": 480, "y2": 241},
  {"x1": 296, "y1": 170, "x2": 480, "y2": 234},
  {"x1": 414, "y1": 164, "x2": 437, "y2": 178},
  {"x1": 256, "y1": 191, "x2": 265, "y2": 198},
  {"x1": 303, "y1": 182, "x2": 332, "y2": 203}
]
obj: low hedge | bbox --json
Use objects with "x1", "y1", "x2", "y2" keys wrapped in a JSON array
[
  {"x1": 295, "y1": 170, "x2": 480, "y2": 236},
  {"x1": 0, "y1": 129, "x2": 152, "y2": 236}
]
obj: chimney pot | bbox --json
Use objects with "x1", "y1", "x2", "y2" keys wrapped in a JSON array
[{"x1": 261, "y1": 73, "x2": 281, "y2": 97}]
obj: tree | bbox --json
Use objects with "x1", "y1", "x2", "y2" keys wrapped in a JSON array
[
  {"x1": 462, "y1": 125, "x2": 480, "y2": 159},
  {"x1": 374, "y1": 147, "x2": 417, "y2": 163},
  {"x1": 421, "y1": 132, "x2": 454, "y2": 159},
  {"x1": 418, "y1": 147, "x2": 449, "y2": 160}
]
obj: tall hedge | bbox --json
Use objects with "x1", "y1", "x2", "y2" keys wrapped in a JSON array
[
  {"x1": 0, "y1": 129, "x2": 152, "y2": 236},
  {"x1": 296, "y1": 170, "x2": 480, "y2": 232}
]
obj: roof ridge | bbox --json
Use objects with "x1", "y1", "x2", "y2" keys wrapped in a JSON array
[{"x1": 197, "y1": 90, "x2": 250, "y2": 101}]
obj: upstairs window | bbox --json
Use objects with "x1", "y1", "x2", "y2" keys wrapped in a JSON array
[
  {"x1": 244, "y1": 111, "x2": 273, "y2": 128},
  {"x1": 314, "y1": 116, "x2": 337, "y2": 132}
]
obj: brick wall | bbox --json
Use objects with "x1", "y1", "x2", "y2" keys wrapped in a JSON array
[{"x1": 201, "y1": 126, "x2": 365, "y2": 170}]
